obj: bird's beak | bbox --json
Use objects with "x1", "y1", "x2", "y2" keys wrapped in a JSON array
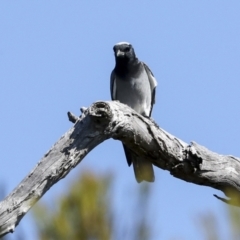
[{"x1": 116, "y1": 49, "x2": 125, "y2": 57}]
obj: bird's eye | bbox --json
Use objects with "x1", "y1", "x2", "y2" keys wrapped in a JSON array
[{"x1": 125, "y1": 46, "x2": 130, "y2": 52}]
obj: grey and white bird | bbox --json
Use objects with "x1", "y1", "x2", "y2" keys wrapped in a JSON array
[{"x1": 110, "y1": 42, "x2": 157, "y2": 183}]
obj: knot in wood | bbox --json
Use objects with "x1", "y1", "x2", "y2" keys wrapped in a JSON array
[{"x1": 89, "y1": 102, "x2": 112, "y2": 127}]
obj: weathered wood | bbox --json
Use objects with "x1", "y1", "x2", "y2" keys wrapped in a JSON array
[{"x1": 0, "y1": 100, "x2": 240, "y2": 237}]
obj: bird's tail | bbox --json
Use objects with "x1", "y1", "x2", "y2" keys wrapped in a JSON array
[{"x1": 123, "y1": 144, "x2": 155, "y2": 183}]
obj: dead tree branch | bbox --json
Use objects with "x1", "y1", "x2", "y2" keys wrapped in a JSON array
[{"x1": 0, "y1": 100, "x2": 240, "y2": 237}]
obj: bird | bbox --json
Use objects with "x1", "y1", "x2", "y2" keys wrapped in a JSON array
[{"x1": 110, "y1": 42, "x2": 157, "y2": 183}]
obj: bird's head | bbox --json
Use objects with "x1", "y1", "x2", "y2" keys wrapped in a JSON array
[{"x1": 113, "y1": 42, "x2": 136, "y2": 62}]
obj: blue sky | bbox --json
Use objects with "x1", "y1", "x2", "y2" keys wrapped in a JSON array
[{"x1": 1, "y1": 1, "x2": 240, "y2": 239}]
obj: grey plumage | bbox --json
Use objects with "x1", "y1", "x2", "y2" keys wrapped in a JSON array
[{"x1": 110, "y1": 42, "x2": 157, "y2": 183}]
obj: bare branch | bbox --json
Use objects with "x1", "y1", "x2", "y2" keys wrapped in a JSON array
[
  {"x1": 67, "y1": 111, "x2": 79, "y2": 123},
  {"x1": 1, "y1": 100, "x2": 240, "y2": 237}
]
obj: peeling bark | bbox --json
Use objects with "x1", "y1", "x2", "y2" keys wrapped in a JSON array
[{"x1": 0, "y1": 100, "x2": 240, "y2": 237}]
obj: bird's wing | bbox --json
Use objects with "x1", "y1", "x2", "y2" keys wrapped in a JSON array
[
  {"x1": 142, "y1": 62, "x2": 157, "y2": 116},
  {"x1": 110, "y1": 70, "x2": 117, "y2": 100}
]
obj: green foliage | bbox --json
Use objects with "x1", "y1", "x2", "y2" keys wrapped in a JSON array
[
  {"x1": 33, "y1": 170, "x2": 152, "y2": 240},
  {"x1": 33, "y1": 171, "x2": 112, "y2": 240},
  {"x1": 5, "y1": 171, "x2": 240, "y2": 240},
  {"x1": 227, "y1": 206, "x2": 240, "y2": 240}
]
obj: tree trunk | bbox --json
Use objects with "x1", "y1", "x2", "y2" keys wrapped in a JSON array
[{"x1": 0, "y1": 101, "x2": 240, "y2": 237}]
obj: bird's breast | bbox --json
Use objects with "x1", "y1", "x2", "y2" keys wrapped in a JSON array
[{"x1": 115, "y1": 72, "x2": 152, "y2": 116}]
